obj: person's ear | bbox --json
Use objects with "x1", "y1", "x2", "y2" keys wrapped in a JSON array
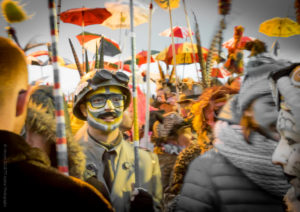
[
  {"x1": 80, "y1": 103, "x2": 88, "y2": 118},
  {"x1": 16, "y1": 85, "x2": 32, "y2": 117}
]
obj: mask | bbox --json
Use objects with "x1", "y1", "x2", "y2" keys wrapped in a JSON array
[{"x1": 86, "y1": 86, "x2": 124, "y2": 132}]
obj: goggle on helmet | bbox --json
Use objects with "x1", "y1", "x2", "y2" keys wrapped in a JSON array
[{"x1": 73, "y1": 69, "x2": 131, "y2": 120}]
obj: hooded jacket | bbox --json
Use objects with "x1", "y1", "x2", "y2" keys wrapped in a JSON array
[
  {"x1": 25, "y1": 103, "x2": 85, "y2": 179},
  {"x1": 0, "y1": 130, "x2": 113, "y2": 210}
]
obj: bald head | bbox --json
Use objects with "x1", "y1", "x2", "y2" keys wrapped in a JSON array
[
  {"x1": 0, "y1": 37, "x2": 28, "y2": 97},
  {"x1": 0, "y1": 37, "x2": 29, "y2": 133}
]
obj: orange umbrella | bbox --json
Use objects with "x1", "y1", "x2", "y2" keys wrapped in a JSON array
[
  {"x1": 159, "y1": 26, "x2": 194, "y2": 38},
  {"x1": 76, "y1": 32, "x2": 121, "y2": 57},
  {"x1": 60, "y1": 7, "x2": 112, "y2": 72},
  {"x1": 60, "y1": 7, "x2": 111, "y2": 26},
  {"x1": 124, "y1": 50, "x2": 158, "y2": 66},
  {"x1": 102, "y1": 0, "x2": 148, "y2": 29},
  {"x1": 222, "y1": 36, "x2": 255, "y2": 49},
  {"x1": 156, "y1": 42, "x2": 209, "y2": 65}
]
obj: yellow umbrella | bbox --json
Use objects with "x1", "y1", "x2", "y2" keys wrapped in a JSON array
[
  {"x1": 155, "y1": 42, "x2": 209, "y2": 65},
  {"x1": 154, "y1": 0, "x2": 180, "y2": 10},
  {"x1": 259, "y1": 17, "x2": 300, "y2": 37},
  {"x1": 101, "y1": 0, "x2": 148, "y2": 29}
]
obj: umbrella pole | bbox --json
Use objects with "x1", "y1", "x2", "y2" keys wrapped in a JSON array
[
  {"x1": 48, "y1": 0, "x2": 69, "y2": 176},
  {"x1": 118, "y1": 13, "x2": 123, "y2": 70},
  {"x1": 81, "y1": 13, "x2": 85, "y2": 74},
  {"x1": 182, "y1": 0, "x2": 200, "y2": 82},
  {"x1": 129, "y1": 0, "x2": 140, "y2": 188},
  {"x1": 167, "y1": 0, "x2": 181, "y2": 113},
  {"x1": 144, "y1": 0, "x2": 154, "y2": 151}
]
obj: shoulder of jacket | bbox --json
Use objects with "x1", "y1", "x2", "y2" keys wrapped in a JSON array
[{"x1": 189, "y1": 149, "x2": 222, "y2": 168}]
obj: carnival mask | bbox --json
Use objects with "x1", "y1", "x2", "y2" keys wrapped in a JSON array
[{"x1": 85, "y1": 85, "x2": 125, "y2": 132}]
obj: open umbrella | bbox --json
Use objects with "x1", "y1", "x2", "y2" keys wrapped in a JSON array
[
  {"x1": 76, "y1": 32, "x2": 121, "y2": 57},
  {"x1": 159, "y1": 26, "x2": 194, "y2": 38},
  {"x1": 102, "y1": 0, "x2": 148, "y2": 29},
  {"x1": 60, "y1": 7, "x2": 111, "y2": 26},
  {"x1": 259, "y1": 17, "x2": 300, "y2": 37},
  {"x1": 124, "y1": 50, "x2": 158, "y2": 66},
  {"x1": 60, "y1": 7, "x2": 112, "y2": 71},
  {"x1": 222, "y1": 36, "x2": 255, "y2": 49},
  {"x1": 154, "y1": 0, "x2": 180, "y2": 10},
  {"x1": 156, "y1": 42, "x2": 209, "y2": 65}
]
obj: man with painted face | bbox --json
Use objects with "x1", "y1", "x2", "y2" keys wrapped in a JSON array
[
  {"x1": 270, "y1": 64, "x2": 300, "y2": 212},
  {"x1": 73, "y1": 69, "x2": 163, "y2": 212}
]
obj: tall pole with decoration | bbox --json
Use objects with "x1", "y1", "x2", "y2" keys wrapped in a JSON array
[
  {"x1": 143, "y1": 0, "x2": 154, "y2": 151},
  {"x1": 129, "y1": 0, "x2": 140, "y2": 187},
  {"x1": 48, "y1": 0, "x2": 69, "y2": 175}
]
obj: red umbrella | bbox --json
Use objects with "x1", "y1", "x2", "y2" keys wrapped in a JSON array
[
  {"x1": 59, "y1": 7, "x2": 112, "y2": 26},
  {"x1": 159, "y1": 26, "x2": 194, "y2": 38},
  {"x1": 60, "y1": 8, "x2": 112, "y2": 72},
  {"x1": 76, "y1": 32, "x2": 121, "y2": 57},
  {"x1": 75, "y1": 31, "x2": 101, "y2": 45},
  {"x1": 114, "y1": 61, "x2": 132, "y2": 72},
  {"x1": 222, "y1": 36, "x2": 255, "y2": 49},
  {"x1": 125, "y1": 50, "x2": 158, "y2": 66}
]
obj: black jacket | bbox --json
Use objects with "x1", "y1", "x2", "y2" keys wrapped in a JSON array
[
  {"x1": 0, "y1": 130, "x2": 113, "y2": 210},
  {"x1": 175, "y1": 150, "x2": 286, "y2": 212}
]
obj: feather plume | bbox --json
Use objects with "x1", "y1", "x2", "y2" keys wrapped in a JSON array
[
  {"x1": 94, "y1": 43, "x2": 99, "y2": 69},
  {"x1": 218, "y1": 0, "x2": 231, "y2": 16},
  {"x1": 99, "y1": 37, "x2": 104, "y2": 69},
  {"x1": 157, "y1": 61, "x2": 166, "y2": 83},
  {"x1": 68, "y1": 38, "x2": 83, "y2": 77},
  {"x1": 206, "y1": 19, "x2": 226, "y2": 87},
  {"x1": 85, "y1": 49, "x2": 89, "y2": 73},
  {"x1": 1, "y1": 0, "x2": 30, "y2": 23},
  {"x1": 193, "y1": 12, "x2": 207, "y2": 88}
]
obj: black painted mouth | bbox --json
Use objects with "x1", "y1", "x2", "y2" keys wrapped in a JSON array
[{"x1": 98, "y1": 112, "x2": 117, "y2": 119}]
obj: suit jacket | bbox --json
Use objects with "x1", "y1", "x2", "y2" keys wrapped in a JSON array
[{"x1": 77, "y1": 131, "x2": 163, "y2": 212}]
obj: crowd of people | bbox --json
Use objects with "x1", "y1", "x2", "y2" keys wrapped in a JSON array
[{"x1": 1, "y1": 35, "x2": 300, "y2": 212}]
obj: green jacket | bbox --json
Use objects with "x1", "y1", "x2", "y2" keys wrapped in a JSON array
[{"x1": 77, "y1": 131, "x2": 163, "y2": 212}]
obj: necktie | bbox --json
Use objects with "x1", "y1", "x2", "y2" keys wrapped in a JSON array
[{"x1": 102, "y1": 150, "x2": 115, "y2": 192}]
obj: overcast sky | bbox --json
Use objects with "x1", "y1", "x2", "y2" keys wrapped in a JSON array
[{"x1": 0, "y1": 0, "x2": 299, "y2": 94}]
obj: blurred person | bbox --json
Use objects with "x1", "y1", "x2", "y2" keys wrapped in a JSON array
[
  {"x1": 270, "y1": 64, "x2": 300, "y2": 212},
  {"x1": 175, "y1": 56, "x2": 291, "y2": 212},
  {"x1": 73, "y1": 69, "x2": 163, "y2": 212},
  {"x1": 165, "y1": 84, "x2": 239, "y2": 211},
  {"x1": 24, "y1": 85, "x2": 85, "y2": 179},
  {"x1": 0, "y1": 37, "x2": 113, "y2": 210},
  {"x1": 177, "y1": 80, "x2": 202, "y2": 120}
]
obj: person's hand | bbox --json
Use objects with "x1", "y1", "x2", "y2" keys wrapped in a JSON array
[{"x1": 130, "y1": 185, "x2": 154, "y2": 212}]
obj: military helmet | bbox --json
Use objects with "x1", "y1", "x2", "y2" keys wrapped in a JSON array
[{"x1": 73, "y1": 69, "x2": 131, "y2": 120}]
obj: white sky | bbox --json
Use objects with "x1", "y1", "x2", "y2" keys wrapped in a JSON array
[{"x1": 1, "y1": 0, "x2": 300, "y2": 95}]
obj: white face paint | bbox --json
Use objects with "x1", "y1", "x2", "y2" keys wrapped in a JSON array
[{"x1": 85, "y1": 86, "x2": 124, "y2": 132}]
